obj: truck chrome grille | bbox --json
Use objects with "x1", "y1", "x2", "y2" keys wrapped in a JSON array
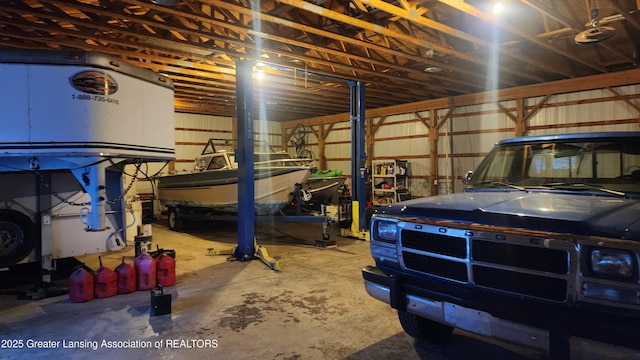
[
  {"x1": 403, "y1": 252, "x2": 468, "y2": 282},
  {"x1": 402, "y1": 230, "x2": 466, "y2": 258},
  {"x1": 400, "y1": 228, "x2": 571, "y2": 302},
  {"x1": 472, "y1": 240, "x2": 568, "y2": 274},
  {"x1": 473, "y1": 265, "x2": 568, "y2": 301}
]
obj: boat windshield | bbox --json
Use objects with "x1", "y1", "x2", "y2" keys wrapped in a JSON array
[
  {"x1": 467, "y1": 138, "x2": 640, "y2": 195},
  {"x1": 193, "y1": 154, "x2": 231, "y2": 171}
]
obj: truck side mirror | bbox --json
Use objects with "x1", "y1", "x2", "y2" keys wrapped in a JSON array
[{"x1": 463, "y1": 171, "x2": 473, "y2": 185}]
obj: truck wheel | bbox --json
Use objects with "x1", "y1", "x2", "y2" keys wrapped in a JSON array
[
  {"x1": 398, "y1": 310, "x2": 454, "y2": 344},
  {"x1": 0, "y1": 211, "x2": 36, "y2": 268},
  {"x1": 167, "y1": 207, "x2": 184, "y2": 231}
]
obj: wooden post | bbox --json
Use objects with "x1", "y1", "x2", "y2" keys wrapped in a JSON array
[
  {"x1": 318, "y1": 124, "x2": 326, "y2": 170},
  {"x1": 429, "y1": 110, "x2": 439, "y2": 196},
  {"x1": 515, "y1": 97, "x2": 526, "y2": 137},
  {"x1": 366, "y1": 117, "x2": 374, "y2": 171}
]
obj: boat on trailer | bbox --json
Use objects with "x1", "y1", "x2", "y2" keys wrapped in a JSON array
[
  {"x1": 303, "y1": 169, "x2": 346, "y2": 206},
  {"x1": 156, "y1": 139, "x2": 312, "y2": 223}
]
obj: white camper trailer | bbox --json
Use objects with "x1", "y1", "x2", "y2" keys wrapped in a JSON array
[{"x1": 0, "y1": 50, "x2": 175, "y2": 273}]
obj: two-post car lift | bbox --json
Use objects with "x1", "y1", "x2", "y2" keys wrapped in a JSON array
[{"x1": 230, "y1": 60, "x2": 369, "y2": 270}]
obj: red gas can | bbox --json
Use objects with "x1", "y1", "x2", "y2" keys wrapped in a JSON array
[
  {"x1": 134, "y1": 252, "x2": 156, "y2": 291},
  {"x1": 94, "y1": 256, "x2": 118, "y2": 298},
  {"x1": 115, "y1": 256, "x2": 136, "y2": 294},
  {"x1": 69, "y1": 266, "x2": 94, "y2": 303},
  {"x1": 156, "y1": 253, "x2": 176, "y2": 287}
]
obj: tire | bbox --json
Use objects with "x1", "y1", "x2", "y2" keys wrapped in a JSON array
[
  {"x1": 0, "y1": 210, "x2": 37, "y2": 268},
  {"x1": 298, "y1": 149, "x2": 314, "y2": 160},
  {"x1": 167, "y1": 207, "x2": 184, "y2": 231},
  {"x1": 292, "y1": 123, "x2": 306, "y2": 141},
  {"x1": 398, "y1": 310, "x2": 454, "y2": 344}
]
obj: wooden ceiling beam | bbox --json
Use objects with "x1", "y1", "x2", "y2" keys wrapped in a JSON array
[
  {"x1": 274, "y1": 0, "x2": 536, "y2": 82},
  {"x1": 2, "y1": 0, "x2": 637, "y2": 122},
  {"x1": 99, "y1": 0, "x2": 472, "y2": 96},
  {"x1": 198, "y1": 0, "x2": 491, "y2": 90},
  {"x1": 360, "y1": 0, "x2": 568, "y2": 80},
  {"x1": 439, "y1": 0, "x2": 605, "y2": 73},
  {"x1": 610, "y1": 0, "x2": 640, "y2": 32}
]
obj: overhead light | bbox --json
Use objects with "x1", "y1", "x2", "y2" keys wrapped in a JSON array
[
  {"x1": 492, "y1": 2, "x2": 505, "y2": 15},
  {"x1": 425, "y1": 49, "x2": 435, "y2": 59},
  {"x1": 424, "y1": 67, "x2": 442, "y2": 73},
  {"x1": 151, "y1": 0, "x2": 179, "y2": 5}
]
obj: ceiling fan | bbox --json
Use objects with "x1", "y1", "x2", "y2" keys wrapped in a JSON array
[{"x1": 574, "y1": 4, "x2": 616, "y2": 44}]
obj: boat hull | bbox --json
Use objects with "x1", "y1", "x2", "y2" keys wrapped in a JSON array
[
  {"x1": 304, "y1": 176, "x2": 346, "y2": 204},
  {"x1": 157, "y1": 167, "x2": 310, "y2": 215}
]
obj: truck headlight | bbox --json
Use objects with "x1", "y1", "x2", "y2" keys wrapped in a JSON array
[
  {"x1": 589, "y1": 248, "x2": 634, "y2": 278},
  {"x1": 375, "y1": 220, "x2": 398, "y2": 243}
]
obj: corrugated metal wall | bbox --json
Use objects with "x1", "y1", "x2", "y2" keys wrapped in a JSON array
[
  {"x1": 323, "y1": 122, "x2": 350, "y2": 175},
  {"x1": 174, "y1": 112, "x2": 233, "y2": 172},
  {"x1": 528, "y1": 85, "x2": 640, "y2": 135}
]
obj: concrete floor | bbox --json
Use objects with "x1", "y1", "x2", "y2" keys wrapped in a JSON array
[{"x1": 1, "y1": 220, "x2": 638, "y2": 360}]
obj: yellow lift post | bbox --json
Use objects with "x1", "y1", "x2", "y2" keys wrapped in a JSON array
[{"x1": 340, "y1": 200, "x2": 369, "y2": 240}]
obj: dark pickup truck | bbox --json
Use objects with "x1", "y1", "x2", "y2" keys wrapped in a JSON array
[{"x1": 363, "y1": 132, "x2": 640, "y2": 359}]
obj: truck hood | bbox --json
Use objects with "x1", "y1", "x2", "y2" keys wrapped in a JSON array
[{"x1": 375, "y1": 191, "x2": 640, "y2": 240}]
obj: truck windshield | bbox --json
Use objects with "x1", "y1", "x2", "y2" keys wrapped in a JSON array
[{"x1": 468, "y1": 139, "x2": 640, "y2": 195}]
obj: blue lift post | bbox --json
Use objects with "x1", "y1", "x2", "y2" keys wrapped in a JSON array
[
  {"x1": 234, "y1": 59, "x2": 256, "y2": 261},
  {"x1": 341, "y1": 81, "x2": 369, "y2": 240},
  {"x1": 230, "y1": 60, "x2": 333, "y2": 270}
]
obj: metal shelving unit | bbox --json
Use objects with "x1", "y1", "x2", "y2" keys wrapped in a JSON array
[{"x1": 372, "y1": 160, "x2": 410, "y2": 205}]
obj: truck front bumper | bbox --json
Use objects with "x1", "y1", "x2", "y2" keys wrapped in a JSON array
[
  {"x1": 363, "y1": 265, "x2": 640, "y2": 356},
  {"x1": 363, "y1": 265, "x2": 550, "y2": 351}
]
